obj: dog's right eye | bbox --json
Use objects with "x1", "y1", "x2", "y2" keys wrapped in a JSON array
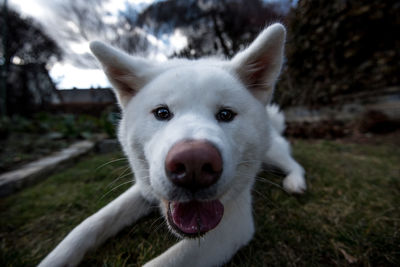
[
  {"x1": 153, "y1": 106, "x2": 172, "y2": 121},
  {"x1": 216, "y1": 108, "x2": 236, "y2": 122}
]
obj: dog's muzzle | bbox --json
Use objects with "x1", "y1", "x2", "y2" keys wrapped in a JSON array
[{"x1": 164, "y1": 140, "x2": 224, "y2": 236}]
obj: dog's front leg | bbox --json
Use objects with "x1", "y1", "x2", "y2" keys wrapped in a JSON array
[
  {"x1": 144, "y1": 191, "x2": 254, "y2": 267},
  {"x1": 265, "y1": 128, "x2": 306, "y2": 193},
  {"x1": 39, "y1": 184, "x2": 153, "y2": 267}
]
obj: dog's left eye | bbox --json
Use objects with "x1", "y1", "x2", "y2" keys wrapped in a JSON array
[
  {"x1": 153, "y1": 106, "x2": 172, "y2": 121},
  {"x1": 216, "y1": 109, "x2": 236, "y2": 122}
]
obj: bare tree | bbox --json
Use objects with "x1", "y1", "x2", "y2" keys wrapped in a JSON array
[
  {"x1": 0, "y1": 8, "x2": 63, "y2": 116},
  {"x1": 0, "y1": 9, "x2": 62, "y2": 66},
  {"x1": 33, "y1": 0, "x2": 290, "y2": 67},
  {"x1": 134, "y1": 0, "x2": 286, "y2": 59},
  {"x1": 36, "y1": 0, "x2": 150, "y2": 68}
]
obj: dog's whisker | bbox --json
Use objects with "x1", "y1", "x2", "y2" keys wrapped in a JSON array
[
  {"x1": 95, "y1": 157, "x2": 128, "y2": 170},
  {"x1": 99, "y1": 181, "x2": 133, "y2": 201},
  {"x1": 162, "y1": 228, "x2": 180, "y2": 247},
  {"x1": 107, "y1": 170, "x2": 134, "y2": 188},
  {"x1": 255, "y1": 177, "x2": 291, "y2": 195},
  {"x1": 255, "y1": 176, "x2": 284, "y2": 189},
  {"x1": 251, "y1": 188, "x2": 279, "y2": 208},
  {"x1": 263, "y1": 167, "x2": 287, "y2": 175},
  {"x1": 153, "y1": 217, "x2": 169, "y2": 233},
  {"x1": 149, "y1": 215, "x2": 165, "y2": 228},
  {"x1": 233, "y1": 168, "x2": 287, "y2": 193},
  {"x1": 106, "y1": 167, "x2": 132, "y2": 187},
  {"x1": 150, "y1": 216, "x2": 166, "y2": 232}
]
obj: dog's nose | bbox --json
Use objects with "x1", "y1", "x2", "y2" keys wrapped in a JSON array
[{"x1": 165, "y1": 140, "x2": 222, "y2": 191}]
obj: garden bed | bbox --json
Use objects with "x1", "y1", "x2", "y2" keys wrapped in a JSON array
[{"x1": 0, "y1": 113, "x2": 117, "y2": 174}]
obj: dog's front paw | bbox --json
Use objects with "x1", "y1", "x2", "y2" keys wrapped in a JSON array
[{"x1": 283, "y1": 172, "x2": 306, "y2": 194}]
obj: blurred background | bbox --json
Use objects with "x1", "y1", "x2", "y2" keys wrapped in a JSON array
[
  {"x1": 1, "y1": 0, "x2": 399, "y2": 173},
  {"x1": 0, "y1": 1, "x2": 400, "y2": 265}
]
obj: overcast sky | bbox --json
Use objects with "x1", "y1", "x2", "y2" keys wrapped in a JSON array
[
  {"x1": 9, "y1": 0, "x2": 289, "y2": 89},
  {"x1": 9, "y1": 0, "x2": 175, "y2": 89}
]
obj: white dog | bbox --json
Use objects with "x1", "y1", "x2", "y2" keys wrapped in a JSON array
[{"x1": 40, "y1": 23, "x2": 306, "y2": 267}]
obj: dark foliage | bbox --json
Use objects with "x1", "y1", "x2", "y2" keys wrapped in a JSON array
[
  {"x1": 5, "y1": 63, "x2": 59, "y2": 116},
  {"x1": 0, "y1": 9, "x2": 62, "y2": 66},
  {"x1": 0, "y1": 9, "x2": 63, "y2": 116},
  {"x1": 276, "y1": 0, "x2": 400, "y2": 107}
]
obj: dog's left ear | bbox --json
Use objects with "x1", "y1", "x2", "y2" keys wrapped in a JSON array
[
  {"x1": 90, "y1": 41, "x2": 156, "y2": 109},
  {"x1": 230, "y1": 23, "x2": 286, "y2": 103}
]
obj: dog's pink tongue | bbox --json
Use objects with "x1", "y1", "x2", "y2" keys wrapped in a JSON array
[{"x1": 171, "y1": 200, "x2": 224, "y2": 234}]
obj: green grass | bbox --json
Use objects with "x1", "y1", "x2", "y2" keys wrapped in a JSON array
[{"x1": 0, "y1": 140, "x2": 399, "y2": 266}]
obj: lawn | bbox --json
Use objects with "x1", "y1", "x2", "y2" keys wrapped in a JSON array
[{"x1": 0, "y1": 139, "x2": 399, "y2": 266}]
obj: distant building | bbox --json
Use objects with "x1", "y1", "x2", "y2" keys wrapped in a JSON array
[
  {"x1": 6, "y1": 63, "x2": 117, "y2": 116},
  {"x1": 53, "y1": 88, "x2": 117, "y2": 115}
]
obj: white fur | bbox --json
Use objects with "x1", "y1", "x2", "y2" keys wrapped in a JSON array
[
  {"x1": 39, "y1": 23, "x2": 306, "y2": 267},
  {"x1": 266, "y1": 104, "x2": 286, "y2": 134}
]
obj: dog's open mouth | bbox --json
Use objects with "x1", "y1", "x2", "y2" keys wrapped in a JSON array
[{"x1": 167, "y1": 200, "x2": 224, "y2": 237}]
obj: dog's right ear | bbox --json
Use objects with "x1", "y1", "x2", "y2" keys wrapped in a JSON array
[
  {"x1": 230, "y1": 23, "x2": 286, "y2": 104},
  {"x1": 90, "y1": 41, "x2": 154, "y2": 108}
]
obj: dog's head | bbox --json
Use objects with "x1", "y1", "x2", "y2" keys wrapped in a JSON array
[{"x1": 90, "y1": 24, "x2": 286, "y2": 238}]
